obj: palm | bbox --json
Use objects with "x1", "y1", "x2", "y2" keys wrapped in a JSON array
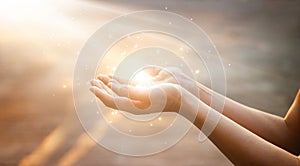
[{"x1": 90, "y1": 75, "x2": 181, "y2": 114}]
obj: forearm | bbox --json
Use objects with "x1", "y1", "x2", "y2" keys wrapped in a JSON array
[
  {"x1": 207, "y1": 111, "x2": 299, "y2": 166},
  {"x1": 181, "y1": 96, "x2": 299, "y2": 166},
  {"x1": 194, "y1": 82, "x2": 299, "y2": 154}
]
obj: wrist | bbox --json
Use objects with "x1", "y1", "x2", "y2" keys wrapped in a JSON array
[
  {"x1": 184, "y1": 89, "x2": 217, "y2": 130},
  {"x1": 178, "y1": 89, "x2": 207, "y2": 124}
]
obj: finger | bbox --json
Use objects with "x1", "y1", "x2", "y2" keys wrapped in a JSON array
[
  {"x1": 111, "y1": 75, "x2": 128, "y2": 84},
  {"x1": 110, "y1": 81, "x2": 148, "y2": 100},
  {"x1": 153, "y1": 67, "x2": 183, "y2": 82},
  {"x1": 97, "y1": 74, "x2": 112, "y2": 85},
  {"x1": 90, "y1": 79, "x2": 105, "y2": 89},
  {"x1": 143, "y1": 66, "x2": 161, "y2": 76},
  {"x1": 90, "y1": 79, "x2": 114, "y2": 95},
  {"x1": 110, "y1": 81, "x2": 129, "y2": 97},
  {"x1": 91, "y1": 86, "x2": 145, "y2": 114},
  {"x1": 90, "y1": 86, "x2": 117, "y2": 109},
  {"x1": 154, "y1": 70, "x2": 170, "y2": 81}
]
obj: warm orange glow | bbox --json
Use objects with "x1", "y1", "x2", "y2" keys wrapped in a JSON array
[
  {"x1": 0, "y1": 0, "x2": 52, "y2": 22},
  {"x1": 131, "y1": 71, "x2": 153, "y2": 87},
  {"x1": 18, "y1": 126, "x2": 67, "y2": 166},
  {"x1": 57, "y1": 121, "x2": 107, "y2": 166}
]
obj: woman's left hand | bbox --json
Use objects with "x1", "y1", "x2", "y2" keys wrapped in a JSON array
[{"x1": 90, "y1": 75, "x2": 182, "y2": 114}]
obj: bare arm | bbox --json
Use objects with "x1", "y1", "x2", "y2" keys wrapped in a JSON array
[
  {"x1": 182, "y1": 91, "x2": 300, "y2": 166},
  {"x1": 195, "y1": 83, "x2": 300, "y2": 155},
  {"x1": 92, "y1": 74, "x2": 300, "y2": 165},
  {"x1": 105, "y1": 68, "x2": 300, "y2": 154},
  {"x1": 149, "y1": 67, "x2": 300, "y2": 154}
]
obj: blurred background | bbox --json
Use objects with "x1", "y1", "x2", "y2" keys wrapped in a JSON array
[{"x1": 0, "y1": 0, "x2": 299, "y2": 165}]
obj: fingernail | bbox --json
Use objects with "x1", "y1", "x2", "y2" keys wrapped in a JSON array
[{"x1": 90, "y1": 86, "x2": 96, "y2": 93}]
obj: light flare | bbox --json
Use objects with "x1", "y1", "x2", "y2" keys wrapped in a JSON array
[{"x1": 131, "y1": 71, "x2": 154, "y2": 87}]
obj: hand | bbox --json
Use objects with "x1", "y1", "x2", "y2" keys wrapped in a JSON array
[
  {"x1": 90, "y1": 75, "x2": 182, "y2": 115},
  {"x1": 144, "y1": 66, "x2": 199, "y2": 97}
]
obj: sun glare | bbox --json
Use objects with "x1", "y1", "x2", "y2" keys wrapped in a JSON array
[
  {"x1": 131, "y1": 71, "x2": 153, "y2": 87},
  {"x1": 0, "y1": 0, "x2": 50, "y2": 20}
]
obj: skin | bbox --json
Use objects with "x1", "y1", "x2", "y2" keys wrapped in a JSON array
[{"x1": 90, "y1": 68, "x2": 300, "y2": 166}]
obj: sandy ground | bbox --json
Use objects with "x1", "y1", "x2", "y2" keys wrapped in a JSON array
[{"x1": 0, "y1": 0, "x2": 300, "y2": 165}]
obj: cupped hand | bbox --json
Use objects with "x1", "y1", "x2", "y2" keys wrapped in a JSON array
[
  {"x1": 90, "y1": 75, "x2": 182, "y2": 115},
  {"x1": 144, "y1": 66, "x2": 199, "y2": 96}
]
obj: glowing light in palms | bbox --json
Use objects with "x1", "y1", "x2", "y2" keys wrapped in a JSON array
[{"x1": 131, "y1": 71, "x2": 153, "y2": 87}]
